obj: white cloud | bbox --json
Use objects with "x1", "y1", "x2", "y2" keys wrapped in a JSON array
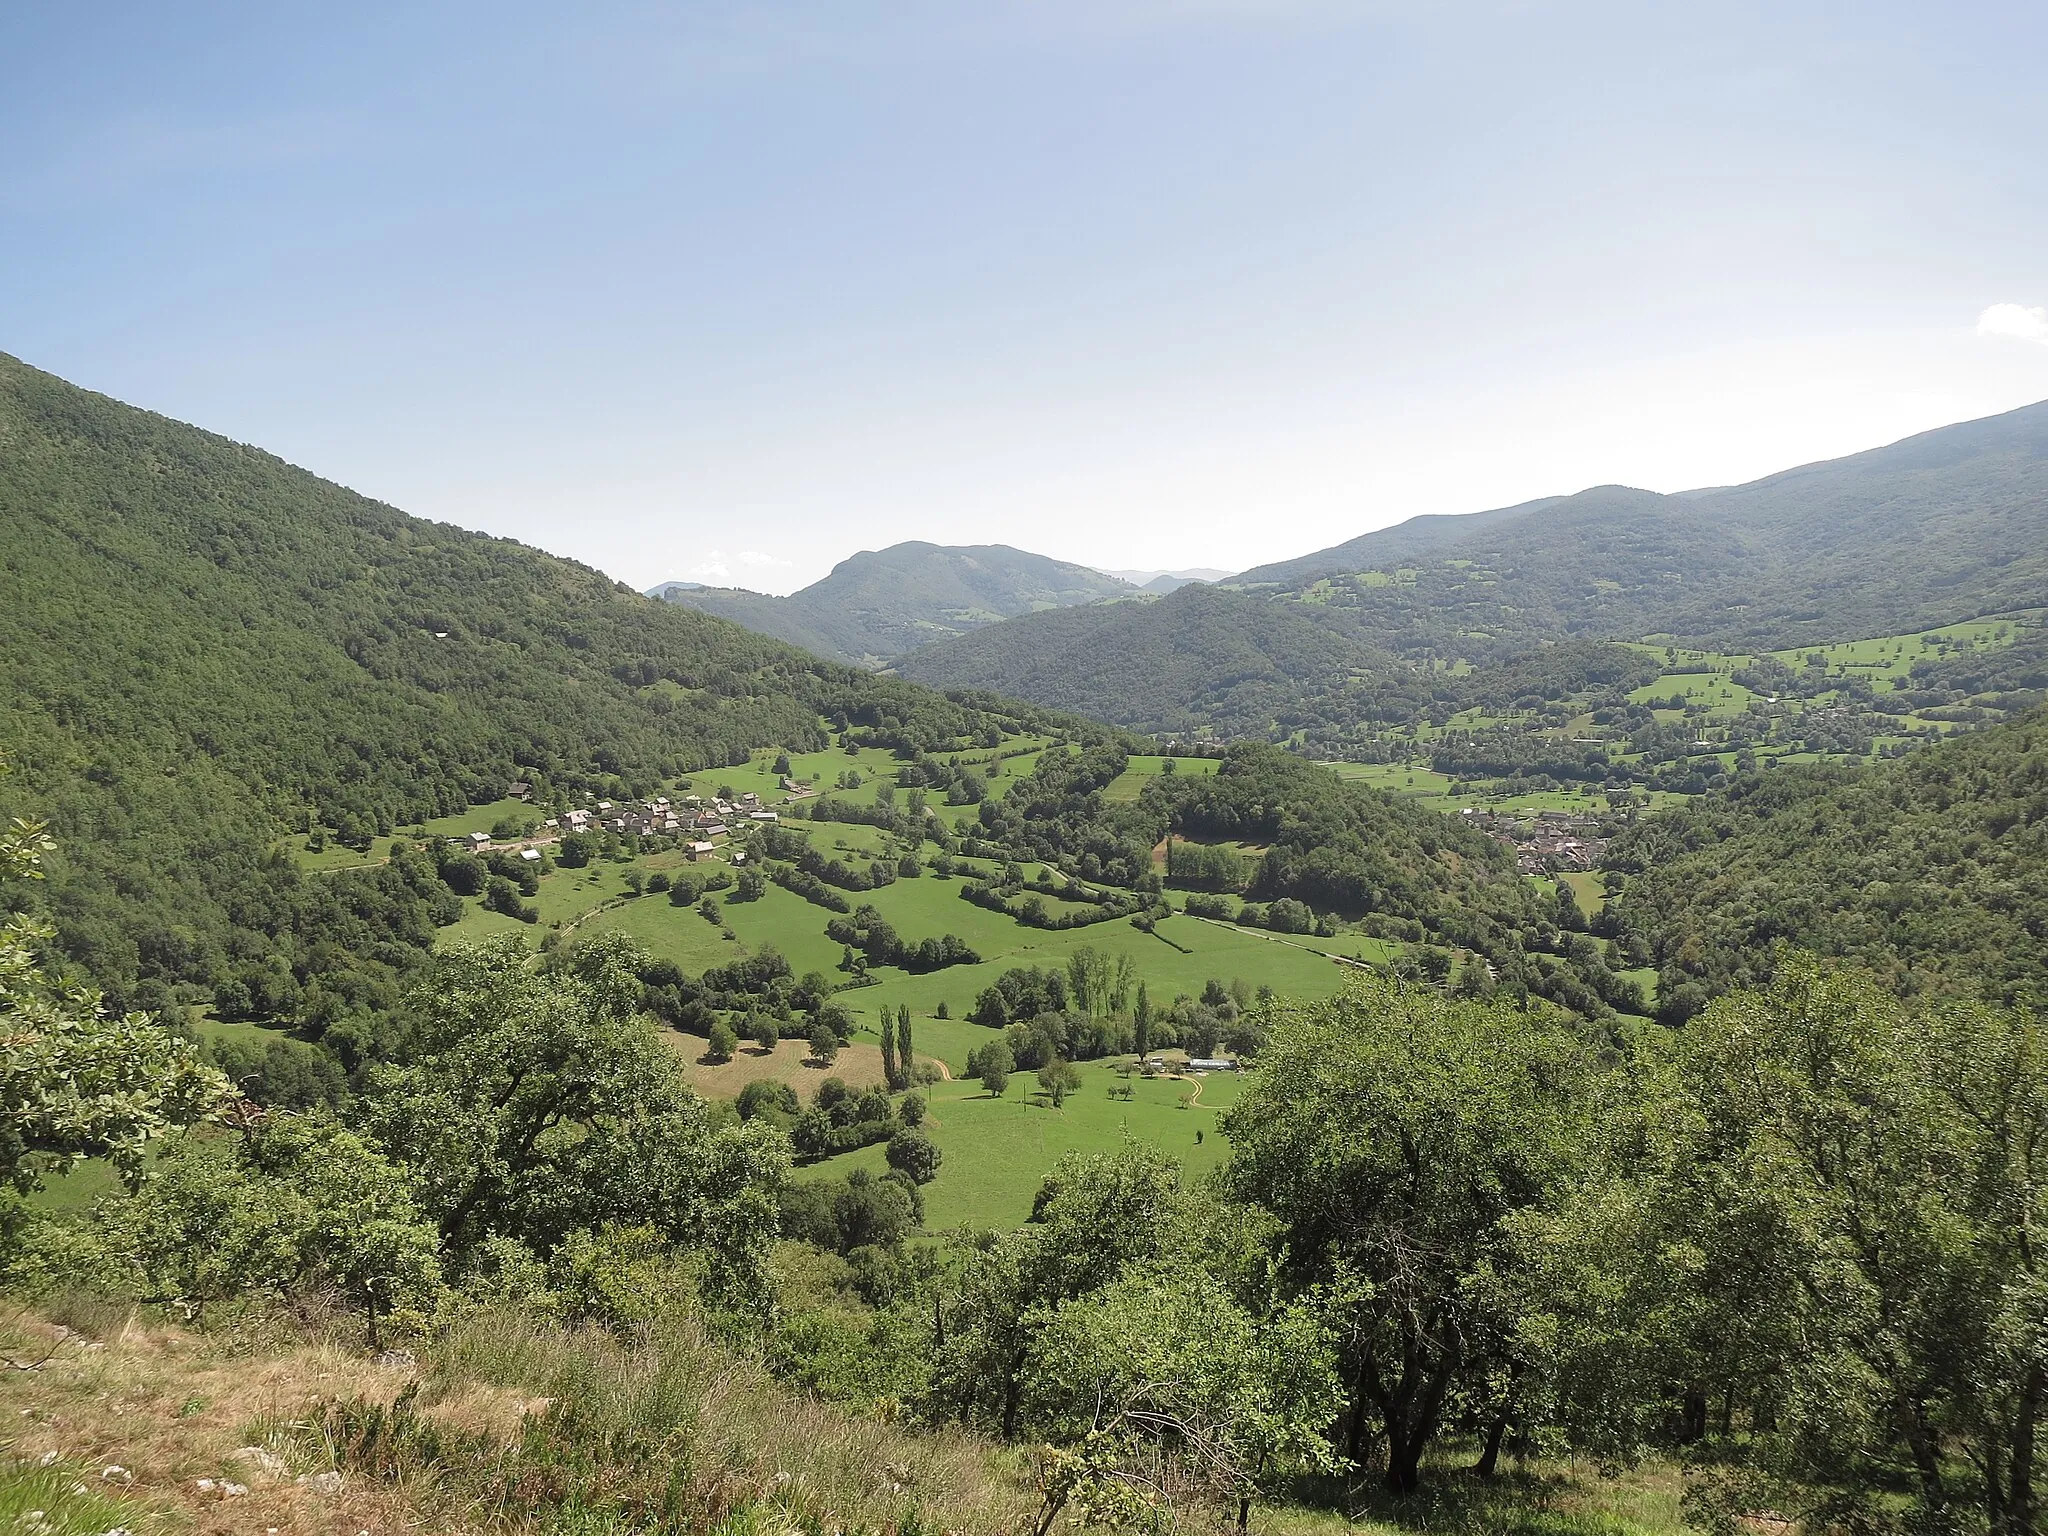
[
  {"x1": 687, "y1": 548, "x2": 791, "y2": 586},
  {"x1": 1977, "y1": 303, "x2": 2048, "y2": 345}
]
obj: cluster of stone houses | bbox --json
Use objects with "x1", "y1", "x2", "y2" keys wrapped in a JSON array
[
  {"x1": 1457, "y1": 807, "x2": 1609, "y2": 875},
  {"x1": 548, "y1": 792, "x2": 783, "y2": 860},
  {"x1": 450, "y1": 783, "x2": 794, "y2": 864}
]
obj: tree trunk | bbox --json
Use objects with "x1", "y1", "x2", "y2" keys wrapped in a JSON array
[
  {"x1": 1677, "y1": 1387, "x2": 1708, "y2": 1444},
  {"x1": 2004, "y1": 1365, "x2": 2042, "y2": 1536},
  {"x1": 1473, "y1": 1414, "x2": 1508, "y2": 1479},
  {"x1": 1346, "y1": 1352, "x2": 1374, "y2": 1463},
  {"x1": 1000, "y1": 1351, "x2": 1025, "y2": 1441},
  {"x1": 1385, "y1": 1427, "x2": 1425, "y2": 1495},
  {"x1": 1382, "y1": 1368, "x2": 1453, "y2": 1495},
  {"x1": 1899, "y1": 1395, "x2": 1946, "y2": 1509}
]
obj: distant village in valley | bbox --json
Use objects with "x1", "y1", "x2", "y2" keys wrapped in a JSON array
[
  {"x1": 452, "y1": 774, "x2": 816, "y2": 862},
  {"x1": 1455, "y1": 806, "x2": 1609, "y2": 875}
]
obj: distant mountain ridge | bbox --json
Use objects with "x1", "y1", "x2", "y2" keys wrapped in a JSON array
[
  {"x1": 1231, "y1": 400, "x2": 2048, "y2": 647},
  {"x1": 1103, "y1": 566, "x2": 1234, "y2": 594},
  {"x1": 899, "y1": 398, "x2": 2048, "y2": 733},
  {"x1": 653, "y1": 541, "x2": 1134, "y2": 664}
]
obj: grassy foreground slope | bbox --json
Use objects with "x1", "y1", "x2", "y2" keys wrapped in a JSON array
[{"x1": 0, "y1": 1300, "x2": 1691, "y2": 1536}]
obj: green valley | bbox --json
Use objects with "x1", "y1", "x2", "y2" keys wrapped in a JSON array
[{"x1": 11, "y1": 355, "x2": 2048, "y2": 1536}]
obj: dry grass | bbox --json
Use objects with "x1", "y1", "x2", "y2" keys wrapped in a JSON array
[
  {"x1": 407, "y1": 1306, "x2": 1031, "y2": 1535},
  {"x1": 671, "y1": 1037, "x2": 890, "y2": 1098},
  {"x1": 1, "y1": 1302, "x2": 1690, "y2": 1536},
  {"x1": 1, "y1": 1305, "x2": 454, "y2": 1533},
  {"x1": 0, "y1": 1301, "x2": 1034, "y2": 1536}
]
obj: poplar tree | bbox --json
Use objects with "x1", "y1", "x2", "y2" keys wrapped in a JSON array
[{"x1": 880, "y1": 1008, "x2": 899, "y2": 1089}]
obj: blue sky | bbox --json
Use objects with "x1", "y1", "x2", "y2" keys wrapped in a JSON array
[{"x1": 6, "y1": 2, "x2": 2048, "y2": 592}]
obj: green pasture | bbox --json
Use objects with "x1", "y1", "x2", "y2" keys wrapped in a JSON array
[
  {"x1": 1101, "y1": 754, "x2": 1221, "y2": 803},
  {"x1": 1766, "y1": 614, "x2": 2034, "y2": 686},
  {"x1": 1317, "y1": 761, "x2": 1460, "y2": 805},
  {"x1": 558, "y1": 859, "x2": 1361, "y2": 1077},
  {"x1": 805, "y1": 1060, "x2": 1249, "y2": 1228},
  {"x1": 1558, "y1": 870, "x2": 1608, "y2": 915},
  {"x1": 846, "y1": 936, "x2": 1351, "y2": 1068},
  {"x1": 1312, "y1": 761, "x2": 1607, "y2": 816},
  {"x1": 422, "y1": 796, "x2": 534, "y2": 837},
  {"x1": 1619, "y1": 966, "x2": 1660, "y2": 1009},
  {"x1": 1627, "y1": 669, "x2": 1757, "y2": 714},
  {"x1": 22, "y1": 1155, "x2": 124, "y2": 1213},
  {"x1": 282, "y1": 837, "x2": 387, "y2": 872}
]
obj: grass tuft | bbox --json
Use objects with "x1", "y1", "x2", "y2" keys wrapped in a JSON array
[{"x1": 0, "y1": 1460, "x2": 156, "y2": 1536}]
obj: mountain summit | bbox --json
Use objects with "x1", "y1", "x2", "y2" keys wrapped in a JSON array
[
  {"x1": 653, "y1": 541, "x2": 1134, "y2": 664},
  {"x1": 898, "y1": 398, "x2": 2048, "y2": 731}
]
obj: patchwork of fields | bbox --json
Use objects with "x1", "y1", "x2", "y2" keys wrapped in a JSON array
[
  {"x1": 251, "y1": 616, "x2": 2046, "y2": 1232},
  {"x1": 1318, "y1": 611, "x2": 2045, "y2": 814},
  {"x1": 344, "y1": 741, "x2": 1369, "y2": 1226}
]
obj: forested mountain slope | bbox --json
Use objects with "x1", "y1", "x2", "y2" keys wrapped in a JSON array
[
  {"x1": 895, "y1": 582, "x2": 1395, "y2": 736},
  {"x1": 1235, "y1": 399, "x2": 2048, "y2": 649},
  {"x1": 1605, "y1": 705, "x2": 2048, "y2": 1013},
  {"x1": 0, "y1": 353, "x2": 1090, "y2": 1013},
  {"x1": 655, "y1": 541, "x2": 1134, "y2": 665},
  {"x1": 1672, "y1": 400, "x2": 2048, "y2": 646},
  {"x1": 1231, "y1": 494, "x2": 1567, "y2": 587},
  {"x1": 897, "y1": 398, "x2": 2048, "y2": 735}
]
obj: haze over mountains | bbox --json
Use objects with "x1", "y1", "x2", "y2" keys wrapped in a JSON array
[
  {"x1": 634, "y1": 398, "x2": 2048, "y2": 742},
  {"x1": 1102, "y1": 567, "x2": 1232, "y2": 594},
  {"x1": 649, "y1": 542, "x2": 1136, "y2": 665},
  {"x1": 896, "y1": 400, "x2": 2048, "y2": 734}
]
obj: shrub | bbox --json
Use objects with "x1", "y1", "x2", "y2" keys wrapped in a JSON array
[
  {"x1": 885, "y1": 1126, "x2": 941, "y2": 1185},
  {"x1": 736, "y1": 1080, "x2": 797, "y2": 1122}
]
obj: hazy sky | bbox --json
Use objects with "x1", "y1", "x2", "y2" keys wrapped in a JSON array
[{"x1": 6, "y1": 2, "x2": 2048, "y2": 593}]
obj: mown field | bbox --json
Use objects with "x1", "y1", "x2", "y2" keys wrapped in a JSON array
[{"x1": 814, "y1": 1061, "x2": 1247, "y2": 1228}]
